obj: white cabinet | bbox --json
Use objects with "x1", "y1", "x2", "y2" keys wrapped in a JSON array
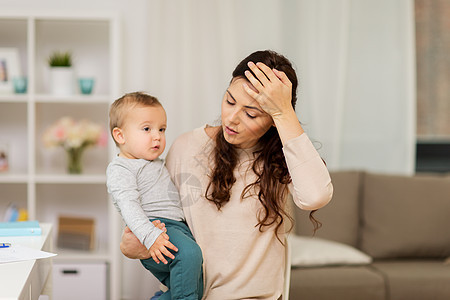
[
  {"x1": 0, "y1": 12, "x2": 121, "y2": 300},
  {"x1": 53, "y1": 262, "x2": 108, "y2": 300}
]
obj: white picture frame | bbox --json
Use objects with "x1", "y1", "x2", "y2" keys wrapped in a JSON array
[{"x1": 0, "y1": 47, "x2": 21, "y2": 94}]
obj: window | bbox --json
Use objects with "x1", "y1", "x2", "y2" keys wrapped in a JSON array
[{"x1": 415, "y1": 0, "x2": 450, "y2": 172}]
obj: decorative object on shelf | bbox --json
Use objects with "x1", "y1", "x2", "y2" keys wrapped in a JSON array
[
  {"x1": 0, "y1": 47, "x2": 20, "y2": 94},
  {"x1": 13, "y1": 76, "x2": 27, "y2": 94},
  {"x1": 48, "y1": 50, "x2": 74, "y2": 95},
  {"x1": 3, "y1": 203, "x2": 28, "y2": 222},
  {"x1": 0, "y1": 142, "x2": 9, "y2": 172},
  {"x1": 42, "y1": 117, "x2": 107, "y2": 174},
  {"x1": 78, "y1": 77, "x2": 95, "y2": 95}
]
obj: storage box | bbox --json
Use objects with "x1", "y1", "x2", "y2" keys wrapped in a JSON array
[
  {"x1": 57, "y1": 216, "x2": 95, "y2": 250},
  {"x1": 53, "y1": 262, "x2": 108, "y2": 300}
]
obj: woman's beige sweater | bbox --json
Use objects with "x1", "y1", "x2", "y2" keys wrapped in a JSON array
[{"x1": 165, "y1": 126, "x2": 333, "y2": 300}]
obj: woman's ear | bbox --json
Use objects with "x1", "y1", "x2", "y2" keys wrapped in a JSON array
[{"x1": 112, "y1": 127, "x2": 125, "y2": 145}]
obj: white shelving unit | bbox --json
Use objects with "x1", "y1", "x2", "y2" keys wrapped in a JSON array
[{"x1": 0, "y1": 11, "x2": 122, "y2": 300}]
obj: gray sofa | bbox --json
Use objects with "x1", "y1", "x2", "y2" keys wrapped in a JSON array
[{"x1": 289, "y1": 170, "x2": 450, "y2": 300}]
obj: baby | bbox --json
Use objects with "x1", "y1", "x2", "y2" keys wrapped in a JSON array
[{"x1": 106, "y1": 92, "x2": 203, "y2": 300}]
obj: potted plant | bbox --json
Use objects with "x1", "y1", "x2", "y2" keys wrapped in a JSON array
[{"x1": 48, "y1": 51, "x2": 74, "y2": 95}]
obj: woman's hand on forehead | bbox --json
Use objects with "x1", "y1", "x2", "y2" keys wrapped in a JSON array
[{"x1": 243, "y1": 61, "x2": 293, "y2": 119}]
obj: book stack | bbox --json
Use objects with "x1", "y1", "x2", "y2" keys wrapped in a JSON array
[
  {"x1": 0, "y1": 221, "x2": 42, "y2": 236},
  {"x1": 57, "y1": 216, "x2": 96, "y2": 251}
]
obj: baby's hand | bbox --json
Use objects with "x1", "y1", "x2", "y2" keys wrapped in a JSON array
[
  {"x1": 149, "y1": 233, "x2": 178, "y2": 264},
  {"x1": 152, "y1": 219, "x2": 166, "y2": 232}
]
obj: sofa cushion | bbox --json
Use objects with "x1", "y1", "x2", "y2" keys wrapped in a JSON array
[
  {"x1": 290, "y1": 266, "x2": 386, "y2": 300},
  {"x1": 289, "y1": 234, "x2": 372, "y2": 267},
  {"x1": 372, "y1": 260, "x2": 450, "y2": 300},
  {"x1": 360, "y1": 173, "x2": 450, "y2": 258},
  {"x1": 294, "y1": 170, "x2": 362, "y2": 247}
]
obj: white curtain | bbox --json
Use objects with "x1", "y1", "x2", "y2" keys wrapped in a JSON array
[{"x1": 144, "y1": 0, "x2": 416, "y2": 175}]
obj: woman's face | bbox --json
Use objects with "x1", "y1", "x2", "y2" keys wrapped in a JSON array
[{"x1": 221, "y1": 77, "x2": 273, "y2": 148}]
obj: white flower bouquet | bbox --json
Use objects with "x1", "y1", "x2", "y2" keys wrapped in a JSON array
[{"x1": 42, "y1": 117, "x2": 107, "y2": 173}]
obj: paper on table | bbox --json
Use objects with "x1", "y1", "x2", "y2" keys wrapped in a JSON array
[{"x1": 0, "y1": 245, "x2": 57, "y2": 264}]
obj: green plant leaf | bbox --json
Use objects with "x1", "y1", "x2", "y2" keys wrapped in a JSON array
[{"x1": 48, "y1": 51, "x2": 72, "y2": 67}]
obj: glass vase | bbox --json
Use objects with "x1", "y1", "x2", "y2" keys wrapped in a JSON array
[{"x1": 66, "y1": 147, "x2": 84, "y2": 174}]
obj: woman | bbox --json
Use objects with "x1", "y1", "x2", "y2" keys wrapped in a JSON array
[{"x1": 120, "y1": 50, "x2": 333, "y2": 299}]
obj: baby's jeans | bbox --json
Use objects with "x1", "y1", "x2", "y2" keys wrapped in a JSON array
[{"x1": 140, "y1": 218, "x2": 203, "y2": 300}]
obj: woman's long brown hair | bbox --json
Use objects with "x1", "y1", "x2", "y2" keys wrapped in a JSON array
[{"x1": 205, "y1": 50, "x2": 321, "y2": 243}]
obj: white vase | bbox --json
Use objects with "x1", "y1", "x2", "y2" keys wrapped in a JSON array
[{"x1": 49, "y1": 67, "x2": 74, "y2": 95}]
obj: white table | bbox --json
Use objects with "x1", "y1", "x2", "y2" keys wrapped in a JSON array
[{"x1": 0, "y1": 223, "x2": 53, "y2": 300}]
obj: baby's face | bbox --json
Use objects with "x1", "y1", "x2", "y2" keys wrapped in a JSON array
[{"x1": 118, "y1": 105, "x2": 167, "y2": 160}]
